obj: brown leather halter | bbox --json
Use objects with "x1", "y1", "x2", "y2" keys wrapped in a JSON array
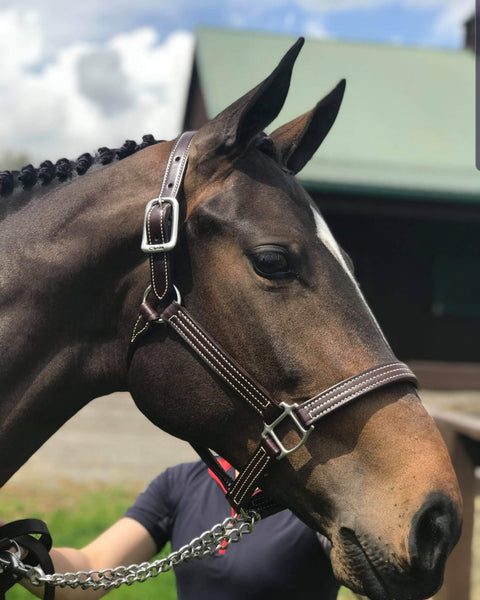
[{"x1": 130, "y1": 131, "x2": 418, "y2": 518}]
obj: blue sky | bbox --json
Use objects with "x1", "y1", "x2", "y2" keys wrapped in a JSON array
[
  {"x1": 5, "y1": 0, "x2": 468, "y2": 51},
  {"x1": 163, "y1": 1, "x2": 470, "y2": 48},
  {"x1": 0, "y1": 0, "x2": 474, "y2": 162},
  {"x1": 324, "y1": 4, "x2": 444, "y2": 45}
]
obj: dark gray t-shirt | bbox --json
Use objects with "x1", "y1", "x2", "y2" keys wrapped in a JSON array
[{"x1": 125, "y1": 460, "x2": 338, "y2": 600}]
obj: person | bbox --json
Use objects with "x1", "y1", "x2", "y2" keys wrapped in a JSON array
[{"x1": 21, "y1": 458, "x2": 339, "y2": 600}]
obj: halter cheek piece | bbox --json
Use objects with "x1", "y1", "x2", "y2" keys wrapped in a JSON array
[{"x1": 131, "y1": 131, "x2": 417, "y2": 518}]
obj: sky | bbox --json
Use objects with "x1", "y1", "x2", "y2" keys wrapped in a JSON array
[{"x1": 0, "y1": 0, "x2": 475, "y2": 165}]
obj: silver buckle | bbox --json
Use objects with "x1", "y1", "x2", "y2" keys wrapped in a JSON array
[
  {"x1": 141, "y1": 197, "x2": 179, "y2": 253},
  {"x1": 262, "y1": 402, "x2": 313, "y2": 460}
]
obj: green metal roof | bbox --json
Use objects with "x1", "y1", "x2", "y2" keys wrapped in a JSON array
[{"x1": 194, "y1": 28, "x2": 479, "y2": 202}]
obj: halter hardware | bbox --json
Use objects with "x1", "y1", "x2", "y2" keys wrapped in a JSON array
[
  {"x1": 141, "y1": 196, "x2": 179, "y2": 253},
  {"x1": 262, "y1": 402, "x2": 313, "y2": 460},
  {"x1": 131, "y1": 130, "x2": 418, "y2": 519},
  {"x1": 141, "y1": 284, "x2": 182, "y2": 324}
]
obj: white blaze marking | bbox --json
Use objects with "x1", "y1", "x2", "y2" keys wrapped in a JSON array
[
  {"x1": 310, "y1": 203, "x2": 391, "y2": 346},
  {"x1": 310, "y1": 203, "x2": 354, "y2": 280}
]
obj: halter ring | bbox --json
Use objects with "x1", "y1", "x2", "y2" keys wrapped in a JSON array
[
  {"x1": 141, "y1": 284, "x2": 182, "y2": 325},
  {"x1": 262, "y1": 402, "x2": 314, "y2": 460}
]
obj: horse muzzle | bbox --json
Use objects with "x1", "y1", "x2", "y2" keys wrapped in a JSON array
[{"x1": 333, "y1": 492, "x2": 462, "y2": 600}]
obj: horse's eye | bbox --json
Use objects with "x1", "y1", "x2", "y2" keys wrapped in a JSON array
[{"x1": 248, "y1": 246, "x2": 294, "y2": 280}]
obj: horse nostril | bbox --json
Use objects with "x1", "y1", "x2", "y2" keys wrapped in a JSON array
[{"x1": 409, "y1": 493, "x2": 462, "y2": 576}]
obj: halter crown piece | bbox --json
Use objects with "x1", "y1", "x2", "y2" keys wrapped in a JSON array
[{"x1": 131, "y1": 131, "x2": 418, "y2": 518}]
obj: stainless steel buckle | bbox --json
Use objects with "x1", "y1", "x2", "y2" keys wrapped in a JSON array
[
  {"x1": 141, "y1": 197, "x2": 179, "y2": 253},
  {"x1": 262, "y1": 402, "x2": 314, "y2": 460}
]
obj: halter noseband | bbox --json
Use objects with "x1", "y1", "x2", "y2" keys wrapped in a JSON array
[{"x1": 130, "y1": 131, "x2": 417, "y2": 518}]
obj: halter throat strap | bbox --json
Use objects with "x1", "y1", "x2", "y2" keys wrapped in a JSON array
[{"x1": 131, "y1": 131, "x2": 418, "y2": 518}]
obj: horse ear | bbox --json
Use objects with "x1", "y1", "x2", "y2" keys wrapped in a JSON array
[
  {"x1": 193, "y1": 38, "x2": 304, "y2": 159},
  {"x1": 270, "y1": 79, "x2": 346, "y2": 174}
]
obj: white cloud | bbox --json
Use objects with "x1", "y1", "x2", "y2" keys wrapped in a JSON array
[
  {"x1": 0, "y1": 1, "x2": 182, "y2": 59},
  {"x1": 0, "y1": 8, "x2": 193, "y2": 164},
  {"x1": 431, "y1": 0, "x2": 474, "y2": 45},
  {"x1": 298, "y1": 0, "x2": 387, "y2": 11},
  {"x1": 304, "y1": 18, "x2": 331, "y2": 38},
  {"x1": 0, "y1": 10, "x2": 44, "y2": 75}
]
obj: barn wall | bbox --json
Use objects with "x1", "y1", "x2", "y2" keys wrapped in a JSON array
[{"x1": 315, "y1": 193, "x2": 480, "y2": 365}]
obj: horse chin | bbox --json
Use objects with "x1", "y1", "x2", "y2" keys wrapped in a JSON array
[
  {"x1": 329, "y1": 532, "x2": 388, "y2": 600},
  {"x1": 330, "y1": 527, "x2": 444, "y2": 600}
]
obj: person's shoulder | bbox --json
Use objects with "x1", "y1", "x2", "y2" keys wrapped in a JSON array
[
  {"x1": 160, "y1": 460, "x2": 209, "y2": 496},
  {"x1": 127, "y1": 461, "x2": 208, "y2": 518},
  {"x1": 165, "y1": 460, "x2": 207, "y2": 482}
]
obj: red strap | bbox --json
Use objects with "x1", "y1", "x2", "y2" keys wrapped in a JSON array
[{"x1": 207, "y1": 458, "x2": 232, "y2": 494}]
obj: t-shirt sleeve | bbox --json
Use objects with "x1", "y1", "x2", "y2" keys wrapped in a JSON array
[
  {"x1": 124, "y1": 462, "x2": 202, "y2": 553},
  {"x1": 124, "y1": 468, "x2": 175, "y2": 552}
]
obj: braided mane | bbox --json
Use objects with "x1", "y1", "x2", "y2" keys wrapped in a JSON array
[{"x1": 0, "y1": 134, "x2": 162, "y2": 197}]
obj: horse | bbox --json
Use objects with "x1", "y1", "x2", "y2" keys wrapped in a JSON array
[{"x1": 0, "y1": 38, "x2": 461, "y2": 600}]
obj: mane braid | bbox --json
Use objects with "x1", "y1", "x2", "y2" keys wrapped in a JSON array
[{"x1": 0, "y1": 134, "x2": 163, "y2": 197}]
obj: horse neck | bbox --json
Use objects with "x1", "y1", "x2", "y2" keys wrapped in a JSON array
[{"x1": 0, "y1": 142, "x2": 171, "y2": 483}]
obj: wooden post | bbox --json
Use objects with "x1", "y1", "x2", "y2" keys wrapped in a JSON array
[{"x1": 432, "y1": 421, "x2": 477, "y2": 600}]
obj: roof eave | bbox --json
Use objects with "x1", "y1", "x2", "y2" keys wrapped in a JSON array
[{"x1": 301, "y1": 178, "x2": 480, "y2": 205}]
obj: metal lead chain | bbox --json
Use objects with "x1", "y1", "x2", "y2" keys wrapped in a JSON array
[{"x1": 24, "y1": 511, "x2": 260, "y2": 591}]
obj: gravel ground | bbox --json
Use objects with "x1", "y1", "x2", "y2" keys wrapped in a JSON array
[
  {"x1": 5, "y1": 392, "x2": 197, "y2": 490},
  {"x1": 421, "y1": 389, "x2": 480, "y2": 416}
]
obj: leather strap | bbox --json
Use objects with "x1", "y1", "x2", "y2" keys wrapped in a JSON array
[
  {"x1": 0, "y1": 519, "x2": 55, "y2": 600},
  {"x1": 160, "y1": 302, "x2": 282, "y2": 424},
  {"x1": 158, "y1": 132, "x2": 195, "y2": 199},
  {"x1": 226, "y1": 445, "x2": 273, "y2": 512},
  {"x1": 192, "y1": 444, "x2": 286, "y2": 519},
  {"x1": 147, "y1": 132, "x2": 195, "y2": 302},
  {"x1": 296, "y1": 362, "x2": 417, "y2": 427},
  {"x1": 131, "y1": 131, "x2": 195, "y2": 343},
  {"x1": 147, "y1": 202, "x2": 174, "y2": 302},
  {"x1": 191, "y1": 444, "x2": 283, "y2": 518}
]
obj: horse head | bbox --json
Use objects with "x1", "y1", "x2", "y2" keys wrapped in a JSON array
[{"x1": 127, "y1": 39, "x2": 462, "y2": 600}]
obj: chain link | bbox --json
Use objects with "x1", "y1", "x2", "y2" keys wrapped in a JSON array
[{"x1": 14, "y1": 511, "x2": 260, "y2": 591}]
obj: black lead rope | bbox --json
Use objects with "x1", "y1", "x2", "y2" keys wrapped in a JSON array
[{"x1": 0, "y1": 519, "x2": 55, "y2": 600}]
